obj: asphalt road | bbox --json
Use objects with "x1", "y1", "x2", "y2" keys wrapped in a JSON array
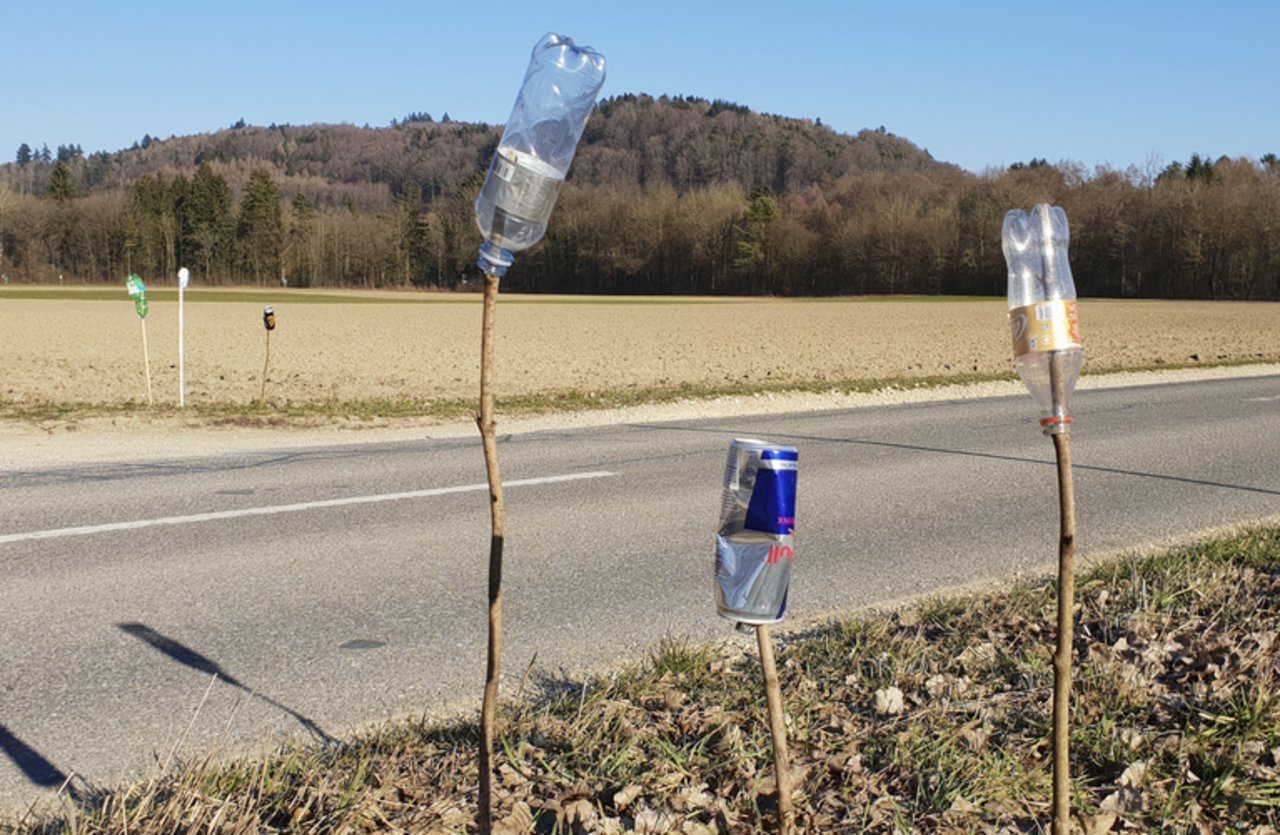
[{"x1": 2, "y1": 373, "x2": 1279, "y2": 812}]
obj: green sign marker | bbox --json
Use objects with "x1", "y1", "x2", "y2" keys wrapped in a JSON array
[{"x1": 125, "y1": 274, "x2": 148, "y2": 319}]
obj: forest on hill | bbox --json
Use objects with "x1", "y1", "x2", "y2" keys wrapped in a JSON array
[{"x1": 1, "y1": 94, "x2": 1277, "y2": 299}]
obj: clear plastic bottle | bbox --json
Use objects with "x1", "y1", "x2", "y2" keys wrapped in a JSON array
[
  {"x1": 1002, "y1": 204, "x2": 1084, "y2": 433},
  {"x1": 475, "y1": 32, "x2": 606, "y2": 277}
]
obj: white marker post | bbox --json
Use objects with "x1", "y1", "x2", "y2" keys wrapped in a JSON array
[{"x1": 177, "y1": 267, "x2": 190, "y2": 407}]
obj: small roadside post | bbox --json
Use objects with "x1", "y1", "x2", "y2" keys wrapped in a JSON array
[
  {"x1": 125, "y1": 274, "x2": 152, "y2": 405},
  {"x1": 468, "y1": 32, "x2": 606, "y2": 834},
  {"x1": 715, "y1": 438, "x2": 800, "y2": 835},
  {"x1": 177, "y1": 267, "x2": 189, "y2": 407},
  {"x1": 260, "y1": 306, "x2": 276, "y2": 402},
  {"x1": 1002, "y1": 204, "x2": 1085, "y2": 835}
]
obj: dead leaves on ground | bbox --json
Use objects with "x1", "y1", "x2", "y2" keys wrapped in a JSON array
[{"x1": 17, "y1": 531, "x2": 1280, "y2": 833}]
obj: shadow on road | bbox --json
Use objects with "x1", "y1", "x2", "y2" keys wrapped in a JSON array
[
  {"x1": 845, "y1": 436, "x2": 1280, "y2": 496},
  {"x1": 633, "y1": 423, "x2": 1280, "y2": 497},
  {"x1": 0, "y1": 722, "x2": 80, "y2": 797},
  {"x1": 116, "y1": 622, "x2": 336, "y2": 745}
]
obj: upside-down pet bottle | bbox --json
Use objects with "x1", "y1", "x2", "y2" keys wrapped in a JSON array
[
  {"x1": 1003, "y1": 204, "x2": 1084, "y2": 433},
  {"x1": 475, "y1": 33, "x2": 606, "y2": 277}
]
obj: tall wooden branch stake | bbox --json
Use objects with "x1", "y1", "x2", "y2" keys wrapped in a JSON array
[
  {"x1": 140, "y1": 318, "x2": 153, "y2": 406},
  {"x1": 756, "y1": 624, "x2": 795, "y2": 835},
  {"x1": 260, "y1": 330, "x2": 272, "y2": 403},
  {"x1": 476, "y1": 272, "x2": 505, "y2": 835},
  {"x1": 1048, "y1": 353, "x2": 1076, "y2": 835}
]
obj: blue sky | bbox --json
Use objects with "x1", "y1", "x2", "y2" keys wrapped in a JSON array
[{"x1": 4, "y1": 0, "x2": 1277, "y2": 175}]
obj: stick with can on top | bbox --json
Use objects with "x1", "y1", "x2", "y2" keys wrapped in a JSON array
[
  {"x1": 260, "y1": 306, "x2": 276, "y2": 402},
  {"x1": 716, "y1": 438, "x2": 798, "y2": 835}
]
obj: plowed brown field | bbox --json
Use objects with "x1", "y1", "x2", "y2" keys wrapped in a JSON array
[{"x1": 2, "y1": 291, "x2": 1278, "y2": 407}]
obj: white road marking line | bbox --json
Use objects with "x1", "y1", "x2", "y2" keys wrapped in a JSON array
[{"x1": 0, "y1": 471, "x2": 616, "y2": 545}]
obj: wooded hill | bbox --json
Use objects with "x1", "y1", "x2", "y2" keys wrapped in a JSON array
[{"x1": 2, "y1": 94, "x2": 1277, "y2": 299}]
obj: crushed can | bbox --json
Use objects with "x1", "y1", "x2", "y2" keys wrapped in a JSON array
[{"x1": 715, "y1": 438, "x2": 798, "y2": 625}]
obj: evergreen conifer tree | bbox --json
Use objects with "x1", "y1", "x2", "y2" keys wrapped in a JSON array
[
  {"x1": 47, "y1": 162, "x2": 75, "y2": 203},
  {"x1": 236, "y1": 169, "x2": 284, "y2": 284}
]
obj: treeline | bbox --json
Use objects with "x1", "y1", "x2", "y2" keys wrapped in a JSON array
[
  {"x1": 512, "y1": 155, "x2": 1280, "y2": 298},
  {"x1": 1, "y1": 95, "x2": 1278, "y2": 298}
]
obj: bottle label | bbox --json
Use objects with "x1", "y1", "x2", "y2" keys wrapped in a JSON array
[
  {"x1": 493, "y1": 154, "x2": 516, "y2": 183},
  {"x1": 486, "y1": 149, "x2": 563, "y2": 223},
  {"x1": 1009, "y1": 300, "x2": 1081, "y2": 357}
]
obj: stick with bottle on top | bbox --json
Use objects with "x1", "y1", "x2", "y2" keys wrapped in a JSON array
[
  {"x1": 471, "y1": 32, "x2": 605, "y2": 835},
  {"x1": 125, "y1": 274, "x2": 152, "y2": 405},
  {"x1": 1002, "y1": 203, "x2": 1083, "y2": 835}
]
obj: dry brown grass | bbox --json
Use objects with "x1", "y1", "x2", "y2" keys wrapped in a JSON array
[{"x1": 9, "y1": 528, "x2": 1280, "y2": 834}]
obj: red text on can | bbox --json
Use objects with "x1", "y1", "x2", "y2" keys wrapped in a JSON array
[{"x1": 767, "y1": 544, "x2": 795, "y2": 565}]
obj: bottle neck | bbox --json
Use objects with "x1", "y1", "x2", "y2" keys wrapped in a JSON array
[{"x1": 477, "y1": 242, "x2": 514, "y2": 277}]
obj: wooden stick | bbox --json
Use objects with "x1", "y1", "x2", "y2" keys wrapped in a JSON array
[
  {"x1": 756, "y1": 624, "x2": 795, "y2": 835},
  {"x1": 260, "y1": 331, "x2": 271, "y2": 403},
  {"x1": 476, "y1": 272, "x2": 505, "y2": 835},
  {"x1": 140, "y1": 318, "x2": 153, "y2": 406},
  {"x1": 1048, "y1": 352, "x2": 1076, "y2": 835}
]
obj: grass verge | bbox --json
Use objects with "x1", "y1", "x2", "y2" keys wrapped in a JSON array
[
  {"x1": 2, "y1": 359, "x2": 1269, "y2": 429},
  {"x1": 0, "y1": 374, "x2": 1002, "y2": 427},
  {"x1": 8, "y1": 526, "x2": 1280, "y2": 833}
]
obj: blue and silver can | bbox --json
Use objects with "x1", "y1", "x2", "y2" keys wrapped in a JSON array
[{"x1": 715, "y1": 438, "x2": 798, "y2": 625}]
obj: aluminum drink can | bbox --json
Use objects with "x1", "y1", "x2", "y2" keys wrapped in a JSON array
[{"x1": 715, "y1": 438, "x2": 798, "y2": 625}]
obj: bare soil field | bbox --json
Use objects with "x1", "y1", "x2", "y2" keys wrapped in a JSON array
[{"x1": 3, "y1": 290, "x2": 1278, "y2": 411}]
